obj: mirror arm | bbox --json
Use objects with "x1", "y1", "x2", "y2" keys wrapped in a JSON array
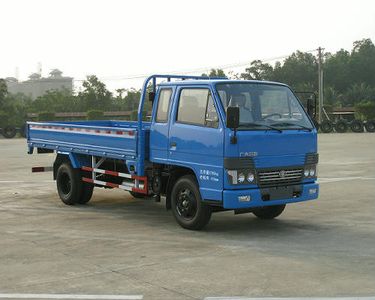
[{"x1": 230, "y1": 128, "x2": 237, "y2": 144}]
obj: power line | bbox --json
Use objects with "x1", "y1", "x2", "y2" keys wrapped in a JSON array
[{"x1": 73, "y1": 48, "x2": 318, "y2": 83}]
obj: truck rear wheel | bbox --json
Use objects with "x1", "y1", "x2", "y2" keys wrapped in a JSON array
[
  {"x1": 77, "y1": 183, "x2": 94, "y2": 204},
  {"x1": 252, "y1": 204, "x2": 286, "y2": 219},
  {"x1": 171, "y1": 175, "x2": 212, "y2": 230},
  {"x1": 77, "y1": 169, "x2": 94, "y2": 204},
  {"x1": 56, "y1": 163, "x2": 83, "y2": 205}
]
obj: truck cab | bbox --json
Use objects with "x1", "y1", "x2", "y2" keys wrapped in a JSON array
[
  {"x1": 146, "y1": 76, "x2": 319, "y2": 229},
  {"x1": 27, "y1": 75, "x2": 319, "y2": 230}
]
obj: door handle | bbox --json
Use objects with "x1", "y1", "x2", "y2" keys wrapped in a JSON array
[{"x1": 170, "y1": 142, "x2": 177, "y2": 147}]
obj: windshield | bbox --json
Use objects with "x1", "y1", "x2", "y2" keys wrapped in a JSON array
[{"x1": 216, "y1": 82, "x2": 313, "y2": 130}]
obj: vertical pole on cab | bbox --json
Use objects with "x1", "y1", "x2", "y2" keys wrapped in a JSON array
[
  {"x1": 137, "y1": 75, "x2": 153, "y2": 176},
  {"x1": 317, "y1": 47, "x2": 324, "y2": 124}
]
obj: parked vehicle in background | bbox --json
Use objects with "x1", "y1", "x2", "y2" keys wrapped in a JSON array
[
  {"x1": 0, "y1": 125, "x2": 27, "y2": 138},
  {"x1": 295, "y1": 93, "x2": 375, "y2": 133}
]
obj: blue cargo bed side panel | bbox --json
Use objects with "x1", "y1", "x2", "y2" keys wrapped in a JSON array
[{"x1": 27, "y1": 121, "x2": 150, "y2": 160}]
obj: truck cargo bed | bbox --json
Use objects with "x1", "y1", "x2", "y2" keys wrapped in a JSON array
[{"x1": 27, "y1": 120, "x2": 150, "y2": 160}]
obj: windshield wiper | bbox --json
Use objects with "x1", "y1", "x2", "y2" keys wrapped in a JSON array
[
  {"x1": 239, "y1": 122, "x2": 282, "y2": 133},
  {"x1": 270, "y1": 122, "x2": 312, "y2": 132}
]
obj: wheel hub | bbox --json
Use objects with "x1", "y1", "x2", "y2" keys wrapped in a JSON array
[
  {"x1": 176, "y1": 188, "x2": 197, "y2": 220},
  {"x1": 60, "y1": 173, "x2": 72, "y2": 195}
]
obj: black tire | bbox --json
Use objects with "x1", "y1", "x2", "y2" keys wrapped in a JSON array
[
  {"x1": 129, "y1": 191, "x2": 146, "y2": 198},
  {"x1": 350, "y1": 120, "x2": 364, "y2": 133},
  {"x1": 334, "y1": 120, "x2": 348, "y2": 133},
  {"x1": 2, "y1": 126, "x2": 17, "y2": 138},
  {"x1": 76, "y1": 183, "x2": 94, "y2": 204},
  {"x1": 56, "y1": 163, "x2": 83, "y2": 205},
  {"x1": 171, "y1": 175, "x2": 212, "y2": 230},
  {"x1": 365, "y1": 120, "x2": 375, "y2": 133},
  {"x1": 76, "y1": 169, "x2": 94, "y2": 204},
  {"x1": 320, "y1": 121, "x2": 333, "y2": 133},
  {"x1": 253, "y1": 204, "x2": 286, "y2": 219}
]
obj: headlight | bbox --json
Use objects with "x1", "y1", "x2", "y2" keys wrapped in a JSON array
[
  {"x1": 247, "y1": 172, "x2": 255, "y2": 183},
  {"x1": 304, "y1": 165, "x2": 317, "y2": 178},
  {"x1": 238, "y1": 173, "x2": 245, "y2": 183}
]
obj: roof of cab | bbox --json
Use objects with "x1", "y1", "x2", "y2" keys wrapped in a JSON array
[{"x1": 157, "y1": 79, "x2": 288, "y2": 87}]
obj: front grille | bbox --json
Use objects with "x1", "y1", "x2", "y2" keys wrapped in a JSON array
[{"x1": 257, "y1": 168, "x2": 303, "y2": 187}]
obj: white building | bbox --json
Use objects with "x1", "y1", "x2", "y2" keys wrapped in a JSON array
[{"x1": 6, "y1": 69, "x2": 73, "y2": 99}]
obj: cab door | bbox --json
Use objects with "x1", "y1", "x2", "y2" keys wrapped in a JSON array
[
  {"x1": 149, "y1": 87, "x2": 175, "y2": 163},
  {"x1": 168, "y1": 86, "x2": 224, "y2": 201}
]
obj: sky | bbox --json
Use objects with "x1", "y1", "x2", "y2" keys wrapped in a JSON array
[{"x1": 1, "y1": 0, "x2": 375, "y2": 92}]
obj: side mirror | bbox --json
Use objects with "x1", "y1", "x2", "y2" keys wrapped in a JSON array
[
  {"x1": 148, "y1": 91, "x2": 155, "y2": 102},
  {"x1": 226, "y1": 106, "x2": 239, "y2": 144},
  {"x1": 226, "y1": 106, "x2": 239, "y2": 129}
]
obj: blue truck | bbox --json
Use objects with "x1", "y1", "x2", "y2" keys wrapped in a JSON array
[{"x1": 27, "y1": 74, "x2": 319, "y2": 230}]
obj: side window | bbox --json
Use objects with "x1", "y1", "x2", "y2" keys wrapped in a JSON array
[
  {"x1": 177, "y1": 88, "x2": 219, "y2": 128},
  {"x1": 156, "y1": 89, "x2": 172, "y2": 122}
]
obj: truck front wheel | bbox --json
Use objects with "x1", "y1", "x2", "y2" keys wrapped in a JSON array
[
  {"x1": 252, "y1": 204, "x2": 286, "y2": 219},
  {"x1": 56, "y1": 163, "x2": 83, "y2": 205},
  {"x1": 171, "y1": 175, "x2": 212, "y2": 230}
]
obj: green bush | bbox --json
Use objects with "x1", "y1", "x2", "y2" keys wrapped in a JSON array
[
  {"x1": 130, "y1": 110, "x2": 138, "y2": 121},
  {"x1": 129, "y1": 110, "x2": 151, "y2": 121},
  {"x1": 38, "y1": 111, "x2": 55, "y2": 121},
  {"x1": 0, "y1": 110, "x2": 9, "y2": 127},
  {"x1": 355, "y1": 101, "x2": 375, "y2": 120},
  {"x1": 87, "y1": 110, "x2": 104, "y2": 120}
]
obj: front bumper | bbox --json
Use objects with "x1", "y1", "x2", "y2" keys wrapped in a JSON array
[{"x1": 222, "y1": 183, "x2": 319, "y2": 209}]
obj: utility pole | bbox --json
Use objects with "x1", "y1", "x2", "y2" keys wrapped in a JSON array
[{"x1": 317, "y1": 47, "x2": 324, "y2": 123}]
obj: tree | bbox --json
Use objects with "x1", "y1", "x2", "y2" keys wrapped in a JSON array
[
  {"x1": 29, "y1": 89, "x2": 76, "y2": 113},
  {"x1": 355, "y1": 101, "x2": 375, "y2": 120},
  {"x1": 345, "y1": 83, "x2": 375, "y2": 106},
  {"x1": 123, "y1": 88, "x2": 141, "y2": 111},
  {"x1": 324, "y1": 49, "x2": 352, "y2": 94},
  {"x1": 0, "y1": 78, "x2": 8, "y2": 107},
  {"x1": 0, "y1": 79, "x2": 8, "y2": 126},
  {"x1": 240, "y1": 60, "x2": 274, "y2": 80},
  {"x1": 324, "y1": 86, "x2": 343, "y2": 107},
  {"x1": 202, "y1": 69, "x2": 226, "y2": 78},
  {"x1": 0, "y1": 90, "x2": 31, "y2": 127},
  {"x1": 350, "y1": 38, "x2": 375, "y2": 87},
  {"x1": 78, "y1": 75, "x2": 112, "y2": 111},
  {"x1": 273, "y1": 51, "x2": 318, "y2": 91},
  {"x1": 116, "y1": 88, "x2": 126, "y2": 99}
]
